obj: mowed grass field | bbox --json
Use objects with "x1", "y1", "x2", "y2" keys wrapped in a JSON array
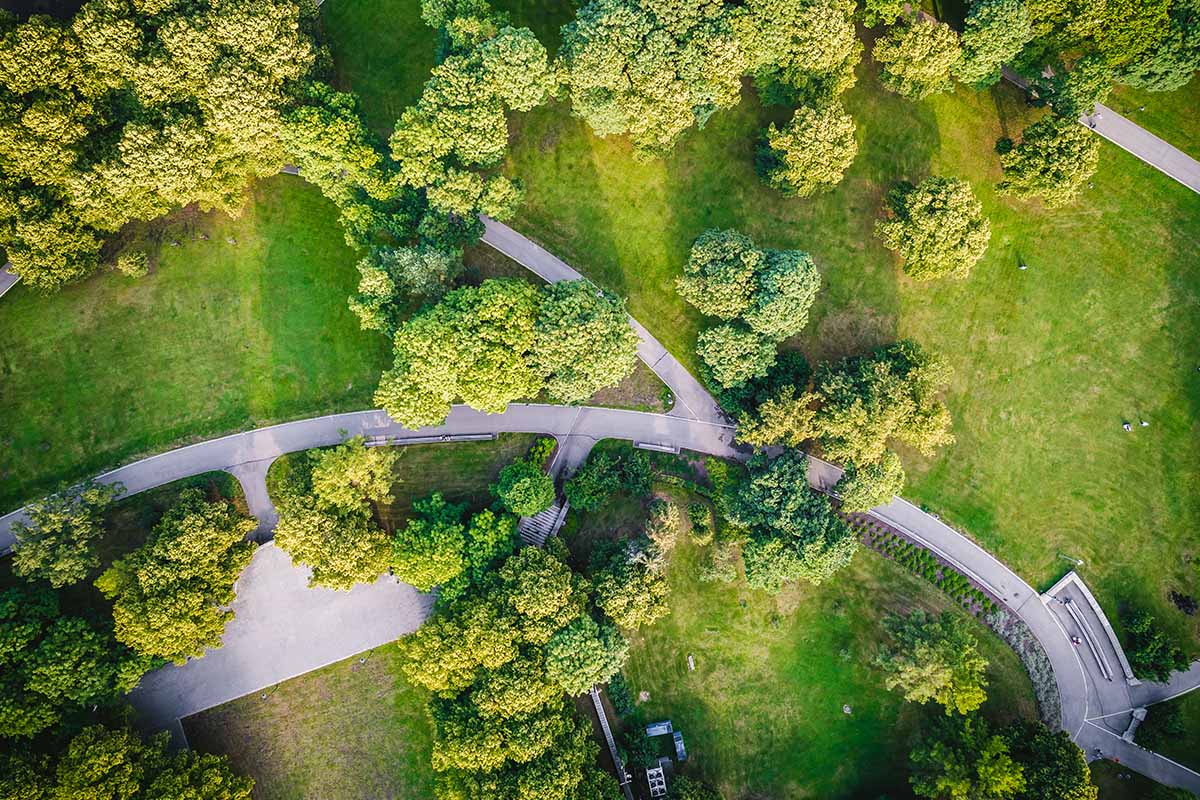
[
  {"x1": 184, "y1": 647, "x2": 435, "y2": 800},
  {"x1": 0, "y1": 174, "x2": 389, "y2": 512},
  {"x1": 320, "y1": 1, "x2": 1200, "y2": 645},
  {"x1": 616, "y1": 524, "x2": 1037, "y2": 799}
]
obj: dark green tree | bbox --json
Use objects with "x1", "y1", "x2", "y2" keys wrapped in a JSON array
[
  {"x1": 910, "y1": 716, "x2": 1026, "y2": 800},
  {"x1": 12, "y1": 481, "x2": 124, "y2": 587},
  {"x1": 1122, "y1": 609, "x2": 1192, "y2": 682}
]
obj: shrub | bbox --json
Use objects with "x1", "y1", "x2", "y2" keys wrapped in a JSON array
[
  {"x1": 115, "y1": 250, "x2": 149, "y2": 277},
  {"x1": 492, "y1": 458, "x2": 555, "y2": 517}
]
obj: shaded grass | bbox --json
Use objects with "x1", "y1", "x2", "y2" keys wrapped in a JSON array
[
  {"x1": 0, "y1": 175, "x2": 388, "y2": 514},
  {"x1": 1139, "y1": 689, "x2": 1200, "y2": 772},
  {"x1": 620, "y1": 528, "x2": 1037, "y2": 799},
  {"x1": 184, "y1": 646, "x2": 434, "y2": 800}
]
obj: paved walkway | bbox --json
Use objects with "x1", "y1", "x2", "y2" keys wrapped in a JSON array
[{"x1": 0, "y1": 263, "x2": 17, "y2": 299}]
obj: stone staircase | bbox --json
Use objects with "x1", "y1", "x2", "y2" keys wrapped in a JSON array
[{"x1": 517, "y1": 500, "x2": 570, "y2": 547}]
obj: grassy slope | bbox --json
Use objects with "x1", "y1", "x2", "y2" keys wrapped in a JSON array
[
  {"x1": 0, "y1": 175, "x2": 388, "y2": 512},
  {"x1": 612, "y1": 518, "x2": 1036, "y2": 799},
  {"x1": 184, "y1": 647, "x2": 434, "y2": 800}
]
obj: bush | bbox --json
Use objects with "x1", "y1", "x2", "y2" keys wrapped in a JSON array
[
  {"x1": 492, "y1": 458, "x2": 555, "y2": 517},
  {"x1": 698, "y1": 540, "x2": 742, "y2": 584},
  {"x1": 687, "y1": 502, "x2": 715, "y2": 545},
  {"x1": 607, "y1": 673, "x2": 636, "y2": 718},
  {"x1": 564, "y1": 446, "x2": 652, "y2": 511},
  {"x1": 645, "y1": 499, "x2": 682, "y2": 552},
  {"x1": 1122, "y1": 609, "x2": 1192, "y2": 682},
  {"x1": 115, "y1": 250, "x2": 149, "y2": 277}
]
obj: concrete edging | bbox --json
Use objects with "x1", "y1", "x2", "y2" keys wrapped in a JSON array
[{"x1": 1043, "y1": 571, "x2": 1140, "y2": 686}]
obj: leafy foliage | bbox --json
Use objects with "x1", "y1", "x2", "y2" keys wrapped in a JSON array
[
  {"x1": 1004, "y1": 721, "x2": 1098, "y2": 800},
  {"x1": 910, "y1": 716, "x2": 1026, "y2": 800},
  {"x1": 758, "y1": 103, "x2": 858, "y2": 197},
  {"x1": 873, "y1": 17, "x2": 963, "y2": 100},
  {"x1": 877, "y1": 610, "x2": 990, "y2": 715},
  {"x1": 545, "y1": 615, "x2": 630, "y2": 696},
  {"x1": 997, "y1": 115, "x2": 1100, "y2": 207},
  {"x1": 0, "y1": 585, "x2": 147, "y2": 738},
  {"x1": 592, "y1": 539, "x2": 672, "y2": 630},
  {"x1": 835, "y1": 451, "x2": 906, "y2": 512},
  {"x1": 274, "y1": 439, "x2": 399, "y2": 590},
  {"x1": 2, "y1": 724, "x2": 252, "y2": 798},
  {"x1": 728, "y1": 450, "x2": 859, "y2": 591},
  {"x1": 812, "y1": 340, "x2": 955, "y2": 466},
  {"x1": 564, "y1": 445, "x2": 652, "y2": 511},
  {"x1": 492, "y1": 459, "x2": 555, "y2": 517},
  {"x1": 697, "y1": 324, "x2": 778, "y2": 389},
  {"x1": 95, "y1": 489, "x2": 257, "y2": 664},
  {"x1": 12, "y1": 481, "x2": 123, "y2": 587},
  {"x1": 394, "y1": 493, "x2": 469, "y2": 592},
  {"x1": 349, "y1": 247, "x2": 464, "y2": 334},
  {"x1": 1122, "y1": 609, "x2": 1192, "y2": 682},
  {"x1": 875, "y1": 176, "x2": 991, "y2": 281},
  {"x1": 375, "y1": 279, "x2": 638, "y2": 428},
  {"x1": 0, "y1": 0, "x2": 318, "y2": 289},
  {"x1": 669, "y1": 776, "x2": 724, "y2": 800},
  {"x1": 955, "y1": 0, "x2": 1034, "y2": 86},
  {"x1": 645, "y1": 499, "x2": 683, "y2": 553}
]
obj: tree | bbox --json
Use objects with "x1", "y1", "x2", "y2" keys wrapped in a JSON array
[
  {"x1": 813, "y1": 340, "x2": 955, "y2": 466},
  {"x1": 592, "y1": 541, "x2": 671, "y2": 630},
  {"x1": 1117, "y1": 0, "x2": 1200, "y2": 91},
  {"x1": 394, "y1": 493, "x2": 468, "y2": 592},
  {"x1": 697, "y1": 324, "x2": 778, "y2": 389},
  {"x1": 95, "y1": 490, "x2": 257, "y2": 664},
  {"x1": 1044, "y1": 54, "x2": 1114, "y2": 118},
  {"x1": 676, "y1": 228, "x2": 762, "y2": 320},
  {"x1": 0, "y1": 585, "x2": 147, "y2": 738},
  {"x1": 875, "y1": 176, "x2": 991, "y2": 281},
  {"x1": 8, "y1": 724, "x2": 252, "y2": 799},
  {"x1": 348, "y1": 247, "x2": 464, "y2": 334},
  {"x1": 728, "y1": 450, "x2": 859, "y2": 591},
  {"x1": 309, "y1": 437, "x2": 400, "y2": 513},
  {"x1": 545, "y1": 615, "x2": 629, "y2": 695},
  {"x1": 499, "y1": 547, "x2": 589, "y2": 645},
  {"x1": 1004, "y1": 722, "x2": 1098, "y2": 800},
  {"x1": 273, "y1": 439, "x2": 398, "y2": 590},
  {"x1": 564, "y1": 447, "x2": 652, "y2": 510},
  {"x1": 558, "y1": 0, "x2": 749, "y2": 160},
  {"x1": 910, "y1": 716, "x2": 1025, "y2": 800},
  {"x1": 669, "y1": 776, "x2": 724, "y2": 800},
  {"x1": 874, "y1": 17, "x2": 963, "y2": 100},
  {"x1": 532, "y1": 280, "x2": 640, "y2": 403},
  {"x1": 12, "y1": 481, "x2": 123, "y2": 587},
  {"x1": 877, "y1": 610, "x2": 990, "y2": 715},
  {"x1": 997, "y1": 115, "x2": 1100, "y2": 207},
  {"x1": 645, "y1": 499, "x2": 682, "y2": 553},
  {"x1": 741, "y1": 0, "x2": 863, "y2": 108},
  {"x1": 492, "y1": 458, "x2": 555, "y2": 517},
  {"x1": 743, "y1": 249, "x2": 823, "y2": 340},
  {"x1": 1122, "y1": 609, "x2": 1191, "y2": 682},
  {"x1": 955, "y1": 0, "x2": 1034, "y2": 86},
  {"x1": 758, "y1": 103, "x2": 858, "y2": 197},
  {"x1": 736, "y1": 385, "x2": 819, "y2": 447},
  {"x1": 835, "y1": 452, "x2": 905, "y2": 511}
]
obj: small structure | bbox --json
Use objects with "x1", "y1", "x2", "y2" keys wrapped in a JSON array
[
  {"x1": 646, "y1": 765, "x2": 667, "y2": 798},
  {"x1": 673, "y1": 731, "x2": 687, "y2": 762},
  {"x1": 1123, "y1": 707, "x2": 1147, "y2": 742},
  {"x1": 645, "y1": 720, "x2": 673, "y2": 737}
]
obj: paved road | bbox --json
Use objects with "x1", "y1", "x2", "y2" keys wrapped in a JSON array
[
  {"x1": 1083, "y1": 104, "x2": 1200, "y2": 194},
  {"x1": 480, "y1": 216, "x2": 728, "y2": 425},
  {"x1": 128, "y1": 542, "x2": 434, "y2": 744},
  {"x1": 0, "y1": 263, "x2": 17, "y2": 299}
]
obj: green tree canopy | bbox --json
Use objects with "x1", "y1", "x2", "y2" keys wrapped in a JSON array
[
  {"x1": 394, "y1": 493, "x2": 468, "y2": 592},
  {"x1": 877, "y1": 610, "x2": 990, "y2": 714},
  {"x1": 1116, "y1": 0, "x2": 1200, "y2": 91},
  {"x1": 873, "y1": 17, "x2": 963, "y2": 99},
  {"x1": 348, "y1": 247, "x2": 464, "y2": 334},
  {"x1": 12, "y1": 481, "x2": 123, "y2": 587},
  {"x1": 0, "y1": 585, "x2": 147, "y2": 738},
  {"x1": 95, "y1": 489, "x2": 257, "y2": 664},
  {"x1": 740, "y1": 0, "x2": 862, "y2": 107},
  {"x1": 875, "y1": 176, "x2": 992, "y2": 281},
  {"x1": 532, "y1": 281, "x2": 641, "y2": 403},
  {"x1": 955, "y1": 0, "x2": 1034, "y2": 86},
  {"x1": 697, "y1": 323, "x2": 778, "y2": 389},
  {"x1": 545, "y1": 615, "x2": 630, "y2": 696},
  {"x1": 1122, "y1": 609, "x2": 1192, "y2": 682},
  {"x1": 4, "y1": 723, "x2": 252, "y2": 799},
  {"x1": 492, "y1": 458, "x2": 555, "y2": 518},
  {"x1": 758, "y1": 102, "x2": 858, "y2": 197},
  {"x1": 1004, "y1": 722, "x2": 1098, "y2": 800},
  {"x1": 910, "y1": 716, "x2": 1026, "y2": 800},
  {"x1": 997, "y1": 114, "x2": 1100, "y2": 207},
  {"x1": 728, "y1": 450, "x2": 859, "y2": 591},
  {"x1": 592, "y1": 539, "x2": 672, "y2": 630},
  {"x1": 273, "y1": 439, "x2": 398, "y2": 591},
  {"x1": 835, "y1": 451, "x2": 906, "y2": 512},
  {"x1": 812, "y1": 340, "x2": 955, "y2": 465}
]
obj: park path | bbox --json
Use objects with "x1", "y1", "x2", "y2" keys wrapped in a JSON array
[{"x1": 0, "y1": 263, "x2": 17, "y2": 299}]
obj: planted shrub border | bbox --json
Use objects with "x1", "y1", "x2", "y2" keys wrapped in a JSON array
[{"x1": 842, "y1": 508, "x2": 1062, "y2": 726}]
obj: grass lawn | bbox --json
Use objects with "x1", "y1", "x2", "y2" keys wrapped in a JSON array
[
  {"x1": 1138, "y1": 689, "x2": 1200, "y2": 772},
  {"x1": 319, "y1": 3, "x2": 1200, "y2": 646},
  {"x1": 184, "y1": 646, "x2": 434, "y2": 800},
  {"x1": 578, "y1": 500, "x2": 1038, "y2": 799},
  {"x1": 0, "y1": 174, "x2": 388, "y2": 514},
  {"x1": 266, "y1": 433, "x2": 540, "y2": 531}
]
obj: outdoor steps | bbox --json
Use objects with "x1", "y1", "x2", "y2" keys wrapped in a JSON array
[{"x1": 517, "y1": 500, "x2": 570, "y2": 547}]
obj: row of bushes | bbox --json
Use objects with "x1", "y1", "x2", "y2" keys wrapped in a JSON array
[{"x1": 855, "y1": 521, "x2": 997, "y2": 616}]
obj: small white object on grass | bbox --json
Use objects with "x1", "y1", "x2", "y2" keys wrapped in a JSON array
[
  {"x1": 687, "y1": 654, "x2": 695, "y2": 672},
  {"x1": 842, "y1": 704, "x2": 852, "y2": 715}
]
